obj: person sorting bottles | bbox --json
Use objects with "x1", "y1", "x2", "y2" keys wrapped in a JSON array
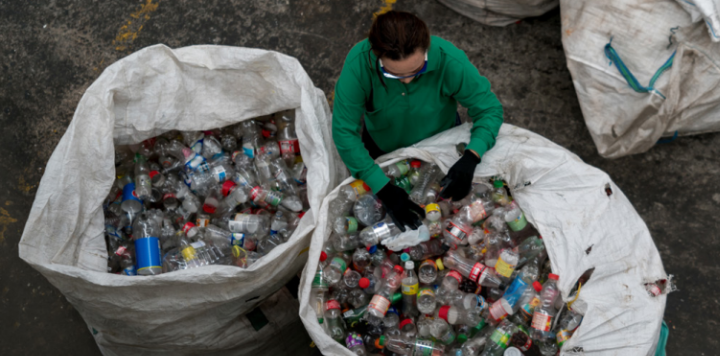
[{"x1": 332, "y1": 10, "x2": 504, "y2": 231}]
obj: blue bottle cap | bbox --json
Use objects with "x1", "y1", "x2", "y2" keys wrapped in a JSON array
[
  {"x1": 367, "y1": 245, "x2": 378, "y2": 254},
  {"x1": 400, "y1": 252, "x2": 410, "y2": 262}
]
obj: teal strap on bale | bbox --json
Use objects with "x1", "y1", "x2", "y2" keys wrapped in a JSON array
[
  {"x1": 654, "y1": 321, "x2": 669, "y2": 356},
  {"x1": 604, "y1": 39, "x2": 676, "y2": 98}
]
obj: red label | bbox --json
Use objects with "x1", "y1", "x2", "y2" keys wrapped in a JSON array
[
  {"x1": 222, "y1": 181, "x2": 237, "y2": 196},
  {"x1": 447, "y1": 270, "x2": 463, "y2": 284},
  {"x1": 368, "y1": 295, "x2": 391, "y2": 315},
  {"x1": 250, "y1": 186, "x2": 262, "y2": 201},
  {"x1": 115, "y1": 246, "x2": 127, "y2": 256},
  {"x1": 182, "y1": 222, "x2": 196, "y2": 234},
  {"x1": 325, "y1": 300, "x2": 341, "y2": 312},
  {"x1": 163, "y1": 193, "x2": 176, "y2": 200},
  {"x1": 532, "y1": 311, "x2": 553, "y2": 332},
  {"x1": 469, "y1": 262, "x2": 486, "y2": 282},
  {"x1": 489, "y1": 300, "x2": 508, "y2": 322},
  {"x1": 148, "y1": 170, "x2": 160, "y2": 179},
  {"x1": 279, "y1": 139, "x2": 300, "y2": 154},
  {"x1": 231, "y1": 150, "x2": 241, "y2": 161}
]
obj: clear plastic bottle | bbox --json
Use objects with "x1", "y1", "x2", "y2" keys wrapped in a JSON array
[
  {"x1": 438, "y1": 304, "x2": 482, "y2": 326},
  {"x1": 443, "y1": 250, "x2": 501, "y2": 288},
  {"x1": 343, "y1": 268, "x2": 362, "y2": 289},
  {"x1": 330, "y1": 180, "x2": 371, "y2": 221},
  {"x1": 401, "y1": 261, "x2": 419, "y2": 317},
  {"x1": 425, "y1": 203, "x2": 442, "y2": 222},
  {"x1": 202, "y1": 188, "x2": 222, "y2": 214},
  {"x1": 121, "y1": 181, "x2": 143, "y2": 214},
  {"x1": 409, "y1": 164, "x2": 442, "y2": 205},
  {"x1": 407, "y1": 239, "x2": 446, "y2": 261},
  {"x1": 515, "y1": 281, "x2": 543, "y2": 324},
  {"x1": 516, "y1": 236, "x2": 545, "y2": 268},
  {"x1": 384, "y1": 160, "x2": 411, "y2": 178},
  {"x1": 201, "y1": 135, "x2": 223, "y2": 159},
  {"x1": 268, "y1": 157, "x2": 298, "y2": 194},
  {"x1": 416, "y1": 286, "x2": 437, "y2": 314},
  {"x1": 530, "y1": 274, "x2": 561, "y2": 342},
  {"x1": 345, "y1": 331, "x2": 367, "y2": 356},
  {"x1": 443, "y1": 211, "x2": 474, "y2": 249},
  {"x1": 360, "y1": 218, "x2": 402, "y2": 247},
  {"x1": 277, "y1": 115, "x2": 300, "y2": 163},
  {"x1": 554, "y1": 309, "x2": 583, "y2": 349},
  {"x1": 352, "y1": 247, "x2": 372, "y2": 272},
  {"x1": 334, "y1": 216, "x2": 360, "y2": 235},
  {"x1": 491, "y1": 180, "x2": 510, "y2": 206},
  {"x1": 228, "y1": 213, "x2": 270, "y2": 235},
  {"x1": 481, "y1": 319, "x2": 516, "y2": 356},
  {"x1": 220, "y1": 181, "x2": 249, "y2": 209},
  {"x1": 407, "y1": 160, "x2": 422, "y2": 185},
  {"x1": 353, "y1": 194, "x2": 386, "y2": 227},
  {"x1": 429, "y1": 317, "x2": 456, "y2": 345},
  {"x1": 250, "y1": 185, "x2": 303, "y2": 212},
  {"x1": 418, "y1": 259, "x2": 439, "y2": 285},
  {"x1": 494, "y1": 249, "x2": 520, "y2": 282},
  {"x1": 134, "y1": 154, "x2": 153, "y2": 200},
  {"x1": 367, "y1": 265, "x2": 405, "y2": 320},
  {"x1": 324, "y1": 299, "x2": 347, "y2": 342},
  {"x1": 132, "y1": 213, "x2": 162, "y2": 275},
  {"x1": 323, "y1": 255, "x2": 350, "y2": 286}
]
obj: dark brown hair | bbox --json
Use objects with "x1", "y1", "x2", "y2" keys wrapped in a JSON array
[{"x1": 368, "y1": 11, "x2": 430, "y2": 60}]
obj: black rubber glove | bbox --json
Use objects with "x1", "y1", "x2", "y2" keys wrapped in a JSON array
[
  {"x1": 376, "y1": 183, "x2": 425, "y2": 232},
  {"x1": 439, "y1": 150, "x2": 480, "y2": 201}
]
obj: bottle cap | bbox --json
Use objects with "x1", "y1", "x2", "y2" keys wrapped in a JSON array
[
  {"x1": 367, "y1": 245, "x2": 377, "y2": 254},
  {"x1": 359, "y1": 277, "x2": 370, "y2": 289},
  {"x1": 377, "y1": 335, "x2": 386, "y2": 347},
  {"x1": 438, "y1": 305, "x2": 451, "y2": 321},
  {"x1": 400, "y1": 253, "x2": 410, "y2": 262},
  {"x1": 261, "y1": 129, "x2": 271, "y2": 138},
  {"x1": 457, "y1": 333, "x2": 468, "y2": 344},
  {"x1": 533, "y1": 281, "x2": 542, "y2": 292},
  {"x1": 404, "y1": 261, "x2": 414, "y2": 270},
  {"x1": 410, "y1": 160, "x2": 422, "y2": 168},
  {"x1": 221, "y1": 181, "x2": 237, "y2": 196},
  {"x1": 548, "y1": 273, "x2": 559, "y2": 281},
  {"x1": 319, "y1": 251, "x2": 327, "y2": 262},
  {"x1": 436, "y1": 258, "x2": 445, "y2": 271},
  {"x1": 298, "y1": 211, "x2": 306, "y2": 219},
  {"x1": 399, "y1": 318, "x2": 414, "y2": 329},
  {"x1": 493, "y1": 180, "x2": 504, "y2": 188},
  {"x1": 504, "y1": 347, "x2": 523, "y2": 356},
  {"x1": 393, "y1": 265, "x2": 404, "y2": 274}
]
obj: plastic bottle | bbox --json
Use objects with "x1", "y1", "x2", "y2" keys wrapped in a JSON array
[
  {"x1": 202, "y1": 188, "x2": 222, "y2": 214},
  {"x1": 481, "y1": 319, "x2": 516, "y2": 356},
  {"x1": 401, "y1": 261, "x2": 419, "y2": 317},
  {"x1": 330, "y1": 180, "x2": 371, "y2": 220},
  {"x1": 134, "y1": 154, "x2": 153, "y2": 200},
  {"x1": 425, "y1": 203, "x2": 442, "y2": 222},
  {"x1": 367, "y1": 265, "x2": 405, "y2": 320},
  {"x1": 228, "y1": 213, "x2": 270, "y2": 235},
  {"x1": 345, "y1": 332, "x2": 367, "y2": 356},
  {"x1": 352, "y1": 248, "x2": 372, "y2": 272},
  {"x1": 360, "y1": 218, "x2": 402, "y2": 247},
  {"x1": 438, "y1": 304, "x2": 482, "y2": 326},
  {"x1": 554, "y1": 309, "x2": 583, "y2": 349},
  {"x1": 516, "y1": 236, "x2": 545, "y2": 268},
  {"x1": 416, "y1": 286, "x2": 437, "y2": 314},
  {"x1": 384, "y1": 160, "x2": 411, "y2": 178},
  {"x1": 494, "y1": 249, "x2": 519, "y2": 282},
  {"x1": 331, "y1": 233, "x2": 361, "y2": 252},
  {"x1": 220, "y1": 181, "x2": 249, "y2": 209},
  {"x1": 179, "y1": 236, "x2": 203, "y2": 269},
  {"x1": 408, "y1": 164, "x2": 442, "y2": 205},
  {"x1": 324, "y1": 299, "x2": 347, "y2": 342},
  {"x1": 120, "y1": 253, "x2": 136, "y2": 276},
  {"x1": 443, "y1": 250, "x2": 501, "y2": 288},
  {"x1": 250, "y1": 185, "x2": 303, "y2": 212},
  {"x1": 344, "y1": 268, "x2": 362, "y2": 289},
  {"x1": 418, "y1": 259, "x2": 439, "y2": 285},
  {"x1": 399, "y1": 318, "x2": 418, "y2": 341},
  {"x1": 530, "y1": 274, "x2": 561, "y2": 342},
  {"x1": 407, "y1": 239, "x2": 446, "y2": 261},
  {"x1": 429, "y1": 317, "x2": 456, "y2": 345},
  {"x1": 353, "y1": 194, "x2": 386, "y2": 227},
  {"x1": 443, "y1": 211, "x2": 474, "y2": 249},
  {"x1": 407, "y1": 160, "x2": 422, "y2": 185},
  {"x1": 132, "y1": 213, "x2": 162, "y2": 275},
  {"x1": 509, "y1": 332, "x2": 542, "y2": 356},
  {"x1": 491, "y1": 180, "x2": 510, "y2": 206},
  {"x1": 277, "y1": 115, "x2": 300, "y2": 161},
  {"x1": 323, "y1": 255, "x2": 350, "y2": 286},
  {"x1": 334, "y1": 215, "x2": 360, "y2": 235},
  {"x1": 121, "y1": 181, "x2": 143, "y2": 215},
  {"x1": 201, "y1": 135, "x2": 223, "y2": 160}
]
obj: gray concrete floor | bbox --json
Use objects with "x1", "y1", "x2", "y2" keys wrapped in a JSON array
[{"x1": 0, "y1": 0, "x2": 716, "y2": 355}]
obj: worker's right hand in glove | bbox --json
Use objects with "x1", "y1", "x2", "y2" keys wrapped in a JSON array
[{"x1": 375, "y1": 183, "x2": 425, "y2": 232}]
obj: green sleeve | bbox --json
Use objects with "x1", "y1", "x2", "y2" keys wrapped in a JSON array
[
  {"x1": 445, "y1": 58, "x2": 504, "y2": 157},
  {"x1": 332, "y1": 55, "x2": 390, "y2": 193}
]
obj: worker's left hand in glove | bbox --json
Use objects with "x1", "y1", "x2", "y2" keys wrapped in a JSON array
[{"x1": 439, "y1": 150, "x2": 480, "y2": 201}]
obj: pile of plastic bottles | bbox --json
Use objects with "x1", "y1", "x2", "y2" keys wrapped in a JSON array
[
  {"x1": 311, "y1": 159, "x2": 585, "y2": 356},
  {"x1": 104, "y1": 112, "x2": 308, "y2": 276}
]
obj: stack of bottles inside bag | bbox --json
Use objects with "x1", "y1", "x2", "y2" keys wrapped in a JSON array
[
  {"x1": 104, "y1": 112, "x2": 308, "y2": 276},
  {"x1": 311, "y1": 159, "x2": 589, "y2": 356}
]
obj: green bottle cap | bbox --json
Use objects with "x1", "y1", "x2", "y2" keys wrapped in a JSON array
[
  {"x1": 493, "y1": 180, "x2": 504, "y2": 188},
  {"x1": 457, "y1": 333, "x2": 468, "y2": 344}
]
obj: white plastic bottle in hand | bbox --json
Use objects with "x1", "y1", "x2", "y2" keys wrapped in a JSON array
[
  {"x1": 530, "y1": 274, "x2": 561, "y2": 342},
  {"x1": 401, "y1": 261, "x2": 419, "y2": 317}
]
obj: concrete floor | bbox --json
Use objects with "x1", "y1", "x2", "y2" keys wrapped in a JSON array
[{"x1": 1, "y1": 0, "x2": 717, "y2": 355}]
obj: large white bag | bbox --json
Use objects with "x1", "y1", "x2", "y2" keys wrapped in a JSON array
[
  {"x1": 299, "y1": 123, "x2": 668, "y2": 355},
  {"x1": 561, "y1": 0, "x2": 720, "y2": 158},
  {"x1": 437, "y1": 0, "x2": 558, "y2": 26},
  {"x1": 18, "y1": 44, "x2": 345, "y2": 355}
]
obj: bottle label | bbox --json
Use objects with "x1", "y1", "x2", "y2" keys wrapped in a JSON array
[
  {"x1": 519, "y1": 335, "x2": 533, "y2": 351},
  {"x1": 413, "y1": 338, "x2": 436, "y2": 356},
  {"x1": 185, "y1": 154, "x2": 206, "y2": 171},
  {"x1": 447, "y1": 270, "x2": 463, "y2": 284},
  {"x1": 182, "y1": 222, "x2": 196, "y2": 234},
  {"x1": 531, "y1": 310, "x2": 553, "y2": 332},
  {"x1": 324, "y1": 299, "x2": 341, "y2": 312},
  {"x1": 489, "y1": 300, "x2": 509, "y2": 322},
  {"x1": 368, "y1": 295, "x2": 391, "y2": 315},
  {"x1": 122, "y1": 183, "x2": 142, "y2": 203},
  {"x1": 444, "y1": 221, "x2": 470, "y2": 242},
  {"x1": 123, "y1": 265, "x2": 136, "y2": 276},
  {"x1": 372, "y1": 222, "x2": 392, "y2": 239},
  {"x1": 494, "y1": 255, "x2": 516, "y2": 278},
  {"x1": 191, "y1": 139, "x2": 203, "y2": 154},
  {"x1": 190, "y1": 241, "x2": 205, "y2": 249},
  {"x1": 507, "y1": 211, "x2": 528, "y2": 231},
  {"x1": 349, "y1": 180, "x2": 370, "y2": 198},
  {"x1": 489, "y1": 328, "x2": 510, "y2": 347},
  {"x1": 329, "y1": 257, "x2": 347, "y2": 273},
  {"x1": 425, "y1": 203, "x2": 440, "y2": 215},
  {"x1": 265, "y1": 191, "x2": 282, "y2": 206},
  {"x1": 521, "y1": 296, "x2": 541, "y2": 317},
  {"x1": 181, "y1": 245, "x2": 198, "y2": 261},
  {"x1": 468, "y1": 201, "x2": 487, "y2": 222},
  {"x1": 135, "y1": 237, "x2": 161, "y2": 273},
  {"x1": 402, "y1": 282, "x2": 419, "y2": 295},
  {"x1": 420, "y1": 259, "x2": 437, "y2": 271},
  {"x1": 345, "y1": 217, "x2": 358, "y2": 233},
  {"x1": 468, "y1": 262, "x2": 486, "y2": 282},
  {"x1": 212, "y1": 166, "x2": 227, "y2": 182},
  {"x1": 196, "y1": 217, "x2": 209, "y2": 227},
  {"x1": 231, "y1": 233, "x2": 245, "y2": 246},
  {"x1": 279, "y1": 139, "x2": 300, "y2": 154},
  {"x1": 556, "y1": 329, "x2": 572, "y2": 348},
  {"x1": 312, "y1": 269, "x2": 328, "y2": 289},
  {"x1": 242, "y1": 143, "x2": 254, "y2": 158},
  {"x1": 648, "y1": 284, "x2": 661, "y2": 296},
  {"x1": 115, "y1": 246, "x2": 127, "y2": 256},
  {"x1": 417, "y1": 287, "x2": 435, "y2": 298}
]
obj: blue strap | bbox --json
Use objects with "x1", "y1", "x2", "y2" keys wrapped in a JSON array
[
  {"x1": 604, "y1": 39, "x2": 676, "y2": 98},
  {"x1": 657, "y1": 131, "x2": 679, "y2": 144}
]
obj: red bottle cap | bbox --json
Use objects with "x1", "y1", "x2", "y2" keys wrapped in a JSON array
[
  {"x1": 319, "y1": 251, "x2": 327, "y2": 262},
  {"x1": 148, "y1": 170, "x2": 160, "y2": 179},
  {"x1": 222, "y1": 181, "x2": 237, "y2": 196},
  {"x1": 410, "y1": 160, "x2": 422, "y2": 168},
  {"x1": 548, "y1": 273, "x2": 559, "y2": 281},
  {"x1": 533, "y1": 281, "x2": 543, "y2": 292},
  {"x1": 358, "y1": 277, "x2": 370, "y2": 289},
  {"x1": 393, "y1": 265, "x2": 404, "y2": 274},
  {"x1": 261, "y1": 129, "x2": 271, "y2": 138},
  {"x1": 438, "y1": 305, "x2": 451, "y2": 321},
  {"x1": 298, "y1": 211, "x2": 306, "y2": 219},
  {"x1": 399, "y1": 318, "x2": 414, "y2": 329}
]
